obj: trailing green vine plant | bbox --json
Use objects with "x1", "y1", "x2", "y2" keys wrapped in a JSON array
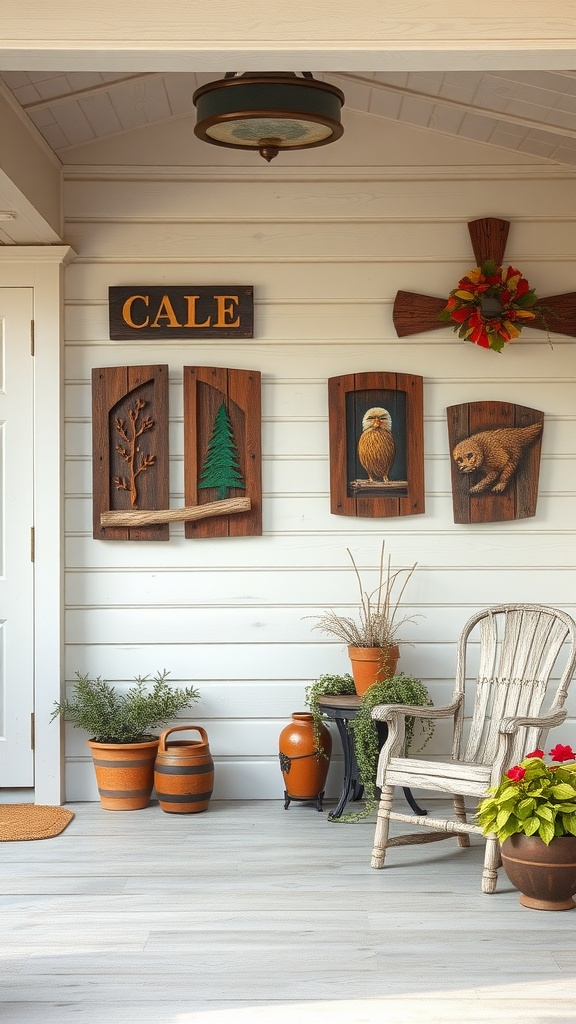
[
  {"x1": 305, "y1": 673, "x2": 356, "y2": 757},
  {"x1": 305, "y1": 672, "x2": 434, "y2": 822}
]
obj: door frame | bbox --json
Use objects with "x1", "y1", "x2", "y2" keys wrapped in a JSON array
[{"x1": 0, "y1": 246, "x2": 76, "y2": 804}]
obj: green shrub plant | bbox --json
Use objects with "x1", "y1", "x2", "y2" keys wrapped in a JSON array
[{"x1": 51, "y1": 670, "x2": 200, "y2": 743}]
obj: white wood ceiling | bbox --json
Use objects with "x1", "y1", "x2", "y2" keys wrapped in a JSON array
[{"x1": 2, "y1": 70, "x2": 576, "y2": 166}]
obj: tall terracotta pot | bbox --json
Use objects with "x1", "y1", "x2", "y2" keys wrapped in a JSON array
[
  {"x1": 87, "y1": 737, "x2": 159, "y2": 810},
  {"x1": 279, "y1": 712, "x2": 332, "y2": 810},
  {"x1": 154, "y1": 725, "x2": 214, "y2": 814},
  {"x1": 347, "y1": 644, "x2": 399, "y2": 696},
  {"x1": 501, "y1": 834, "x2": 576, "y2": 911}
]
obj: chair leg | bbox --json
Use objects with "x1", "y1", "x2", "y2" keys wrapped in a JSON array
[
  {"x1": 452, "y1": 794, "x2": 471, "y2": 848},
  {"x1": 481, "y1": 835, "x2": 500, "y2": 893},
  {"x1": 371, "y1": 784, "x2": 393, "y2": 868}
]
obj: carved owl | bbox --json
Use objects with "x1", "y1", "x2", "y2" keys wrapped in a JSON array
[{"x1": 357, "y1": 407, "x2": 395, "y2": 483}]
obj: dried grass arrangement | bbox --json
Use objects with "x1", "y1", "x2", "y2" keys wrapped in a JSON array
[{"x1": 310, "y1": 542, "x2": 418, "y2": 649}]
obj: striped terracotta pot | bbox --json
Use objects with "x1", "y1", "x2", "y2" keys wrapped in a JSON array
[
  {"x1": 154, "y1": 726, "x2": 214, "y2": 813},
  {"x1": 87, "y1": 738, "x2": 159, "y2": 810}
]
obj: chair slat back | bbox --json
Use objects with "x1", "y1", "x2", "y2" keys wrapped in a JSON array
[{"x1": 457, "y1": 605, "x2": 576, "y2": 768}]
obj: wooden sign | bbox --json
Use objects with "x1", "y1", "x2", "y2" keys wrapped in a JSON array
[
  {"x1": 109, "y1": 286, "x2": 254, "y2": 339},
  {"x1": 447, "y1": 401, "x2": 544, "y2": 524},
  {"x1": 328, "y1": 372, "x2": 424, "y2": 518},
  {"x1": 184, "y1": 367, "x2": 262, "y2": 538},
  {"x1": 92, "y1": 365, "x2": 170, "y2": 540}
]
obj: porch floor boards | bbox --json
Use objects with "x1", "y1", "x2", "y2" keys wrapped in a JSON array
[{"x1": 1, "y1": 798, "x2": 575, "y2": 1023}]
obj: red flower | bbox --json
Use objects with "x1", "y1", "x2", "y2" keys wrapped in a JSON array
[
  {"x1": 525, "y1": 749, "x2": 544, "y2": 759},
  {"x1": 450, "y1": 307, "x2": 470, "y2": 323},
  {"x1": 549, "y1": 744, "x2": 575, "y2": 763},
  {"x1": 506, "y1": 765, "x2": 526, "y2": 781},
  {"x1": 504, "y1": 265, "x2": 521, "y2": 282},
  {"x1": 471, "y1": 326, "x2": 489, "y2": 347},
  {"x1": 515, "y1": 277, "x2": 530, "y2": 297}
]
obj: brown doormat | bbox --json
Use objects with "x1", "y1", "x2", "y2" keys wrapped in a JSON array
[{"x1": 0, "y1": 804, "x2": 75, "y2": 841}]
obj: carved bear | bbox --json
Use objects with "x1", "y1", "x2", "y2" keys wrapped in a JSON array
[{"x1": 452, "y1": 421, "x2": 542, "y2": 494}]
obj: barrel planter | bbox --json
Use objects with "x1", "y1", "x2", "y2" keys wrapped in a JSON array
[
  {"x1": 279, "y1": 712, "x2": 332, "y2": 810},
  {"x1": 347, "y1": 644, "x2": 399, "y2": 696},
  {"x1": 501, "y1": 834, "x2": 576, "y2": 911},
  {"x1": 87, "y1": 737, "x2": 159, "y2": 810},
  {"x1": 154, "y1": 726, "x2": 215, "y2": 813}
]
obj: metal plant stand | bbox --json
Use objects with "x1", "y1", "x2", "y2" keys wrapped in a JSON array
[{"x1": 317, "y1": 694, "x2": 428, "y2": 821}]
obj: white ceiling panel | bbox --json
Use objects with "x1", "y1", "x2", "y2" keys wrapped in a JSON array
[{"x1": 2, "y1": 70, "x2": 576, "y2": 167}]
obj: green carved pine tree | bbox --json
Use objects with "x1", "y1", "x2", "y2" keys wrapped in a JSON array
[{"x1": 198, "y1": 402, "x2": 246, "y2": 500}]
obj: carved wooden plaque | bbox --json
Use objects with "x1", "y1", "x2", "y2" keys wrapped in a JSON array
[
  {"x1": 447, "y1": 401, "x2": 544, "y2": 524},
  {"x1": 183, "y1": 367, "x2": 262, "y2": 538},
  {"x1": 92, "y1": 365, "x2": 169, "y2": 540},
  {"x1": 328, "y1": 372, "x2": 424, "y2": 518}
]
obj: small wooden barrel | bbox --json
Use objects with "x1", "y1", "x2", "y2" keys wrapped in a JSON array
[{"x1": 154, "y1": 726, "x2": 214, "y2": 813}]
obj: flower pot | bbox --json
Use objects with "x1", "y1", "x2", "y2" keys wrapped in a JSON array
[
  {"x1": 279, "y1": 712, "x2": 332, "y2": 809},
  {"x1": 154, "y1": 725, "x2": 214, "y2": 813},
  {"x1": 87, "y1": 737, "x2": 159, "y2": 811},
  {"x1": 501, "y1": 834, "x2": 576, "y2": 911},
  {"x1": 347, "y1": 645, "x2": 399, "y2": 696}
]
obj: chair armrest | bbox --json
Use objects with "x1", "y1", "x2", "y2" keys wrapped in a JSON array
[
  {"x1": 499, "y1": 707, "x2": 567, "y2": 734},
  {"x1": 371, "y1": 697, "x2": 462, "y2": 723}
]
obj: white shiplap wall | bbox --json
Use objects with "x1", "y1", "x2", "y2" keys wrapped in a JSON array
[{"x1": 62, "y1": 121, "x2": 576, "y2": 800}]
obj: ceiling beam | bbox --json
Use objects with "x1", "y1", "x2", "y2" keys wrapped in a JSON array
[{"x1": 1, "y1": 1, "x2": 576, "y2": 72}]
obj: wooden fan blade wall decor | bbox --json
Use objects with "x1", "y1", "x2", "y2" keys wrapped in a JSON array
[
  {"x1": 447, "y1": 401, "x2": 544, "y2": 524},
  {"x1": 393, "y1": 217, "x2": 576, "y2": 341}
]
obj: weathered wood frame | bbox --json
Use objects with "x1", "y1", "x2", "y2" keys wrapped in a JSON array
[
  {"x1": 92, "y1": 364, "x2": 170, "y2": 541},
  {"x1": 183, "y1": 366, "x2": 262, "y2": 538},
  {"x1": 446, "y1": 400, "x2": 544, "y2": 524},
  {"x1": 328, "y1": 371, "x2": 424, "y2": 519}
]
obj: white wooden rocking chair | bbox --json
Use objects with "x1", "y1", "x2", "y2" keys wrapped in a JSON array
[{"x1": 370, "y1": 604, "x2": 576, "y2": 893}]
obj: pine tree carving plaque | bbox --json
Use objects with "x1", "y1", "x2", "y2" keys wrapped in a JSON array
[
  {"x1": 92, "y1": 365, "x2": 169, "y2": 540},
  {"x1": 184, "y1": 367, "x2": 261, "y2": 538},
  {"x1": 447, "y1": 401, "x2": 544, "y2": 524},
  {"x1": 328, "y1": 372, "x2": 424, "y2": 518}
]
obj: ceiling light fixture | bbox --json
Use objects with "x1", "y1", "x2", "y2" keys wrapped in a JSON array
[{"x1": 193, "y1": 72, "x2": 344, "y2": 163}]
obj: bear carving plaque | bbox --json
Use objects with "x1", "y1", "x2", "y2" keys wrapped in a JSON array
[{"x1": 447, "y1": 401, "x2": 544, "y2": 524}]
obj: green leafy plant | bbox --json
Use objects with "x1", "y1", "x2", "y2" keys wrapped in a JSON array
[
  {"x1": 476, "y1": 744, "x2": 576, "y2": 846},
  {"x1": 51, "y1": 670, "x2": 200, "y2": 744},
  {"x1": 305, "y1": 672, "x2": 356, "y2": 757},
  {"x1": 308, "y1": 542, "x2": 418, "y2": 650},
  {"x1": 305, "y1": 672, "x2": 434, "y2": 822}
]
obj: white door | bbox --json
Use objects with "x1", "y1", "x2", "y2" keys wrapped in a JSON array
[{"x1": 0, "y1": 289, "x2": 34, "y2": 786}]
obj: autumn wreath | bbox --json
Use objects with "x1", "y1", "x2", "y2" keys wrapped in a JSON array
[{"x1": 439, "y1": 259, "x2": 540, "y2": 353}]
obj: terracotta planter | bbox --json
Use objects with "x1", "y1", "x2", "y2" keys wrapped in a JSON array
[
  {"x1": 501, "y1": 834, "x2": 576, "y2": 911},
  {"x1": 154, "y1": 725, "x2": 214, "y2": 814},
  {"x1": 87, "y1": 737, "x2": 159, "y2": 810},
  {"x1": 279, "y1": 712, "x2": 332, "y2": 809},
  {"x1": 347, "y1": 644, "x2": 399, "y2": 696}
]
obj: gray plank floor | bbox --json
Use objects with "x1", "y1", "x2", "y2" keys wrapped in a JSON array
[{"x1": 1, "y1": 797, "x2": 575, "y2": 1024}]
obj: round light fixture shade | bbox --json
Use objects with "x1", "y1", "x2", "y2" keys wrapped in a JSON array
[{"x1": 193, "y1": 73, "x2": 345, "y2": 162}]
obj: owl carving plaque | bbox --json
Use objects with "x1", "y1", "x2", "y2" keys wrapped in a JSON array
[
  {"x1": 447, "y1": 401, "x2": 544, "y2": 524},
  {"x1": 328, "y1": 372, "x2": 424, "y2": 518}
]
